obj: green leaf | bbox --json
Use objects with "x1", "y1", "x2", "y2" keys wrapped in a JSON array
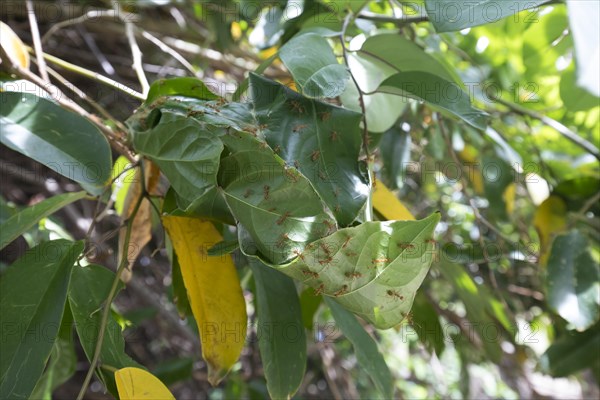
[
  {"x1": 0, "y1": 191, "x2": 87, "y2": 250},
  {"x1": 249, "y1": 73, "x2": 370, "y2": 226},
  {"x1": 540, "y1": 322, "x2": 600, "y2": 377},
  {"x1": 299, "y1": 288, "x2": 322, "y2": 330},
  {"x1": 546, "y1": 231, "x2": 600, "y2": 331},
  {"x1": 377, "y1": 72, "x2": 487, "y2": 129},
  {"x1": 0, "y1": 92, "x2": 112, "y2": 195},
  {"x1": 146, "y1": 77, "x2": 219, "y2": 104},
  {"x1": 424, "y1": 0, "x2": 549, "y2": 32},
  {"x1": 357, "y1": 33, "x2": 459, "y2": 85},
  {"x1": 276, "y1": 213, "x2": 440, "y2": 329},
  {"x1": 410, "y1": 292, "x2": 445, "y2": 355},
  {"x1": 279, "y1": 33, "x2": 349, "y2": 98},
  {"x1": 0, "y1": 239, "x2": 82, "y2": 400},
  {"x1": 30, "y1": 302, "x2": 77, "y2": 400},
  {"x1": 220, "y1": 130, "x2": 335, "y2": 265},
  {"x1": 325, "y1": 297, "x2": 393, "y2": 399},
  {"x1": 249, "y1": 260, "x2": 307, "y2": 400},
  {"x1": 130, "y1": 110, "x2": 224, "y2": 211},
  {"x1": 560, "y1": 64, "x2": 600, "y2": 112},
  {"x1": 68, "y1": 264, "x2": 142, "y2": 396},
  {"x1": 436, "y1": 262, "x2": 507, "y2": 362}
]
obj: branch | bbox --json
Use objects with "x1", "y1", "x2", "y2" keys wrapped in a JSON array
[
  {"x1": 115, "y1": 1, "x2": 149, "y2": 96},
  {"x1": 490, "y1": 95, "x2": 600, "y2": 161},
  {"x1": 39, "y1": 50, "x2": 145, "y2": 100},
  {"x1": 25, "y1": 0, "x2": 48, "y2": 81},
  {"x1": 357, "y1": 10, "x2": 428, "y2": 25}
]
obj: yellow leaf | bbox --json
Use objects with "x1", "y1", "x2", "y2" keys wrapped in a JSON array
[
  {"x1": 533, "y1": 195, "x2": 567, "y2": 266},
  {"x1": 372, "y1": 179, "x2": 414, "y2": 220},
  {"x1": 118, "y1": 161, "x2": 161, "y2": 283},
  {"x1": 503, "y1": 183, "x2": 516, "y2": 215},
  {"x1": 0, "y1": 21, "x2": 30, "y2": 70},
  {"x1": 115, "y1": 367, "x2": 175, "y2": 400},
  {"x1": 458, "y1": 145, "x2": 484, "y2": 194},
  {"x1": 162, "y1": 216, "x2": 247, "y2": 385}
]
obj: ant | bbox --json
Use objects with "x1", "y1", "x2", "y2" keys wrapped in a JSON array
[
  {"x1": 276, "y1": 211, "x2": 291, "y2": 225},
  {"x1": 302, "y1": 270, "x2": 319, "y2": 279},
  {"x1": 263, "y1": 185, "x2": 270, "y2": 200},
  {"x1": 334, "y1": 285, "x2": 349, "y2": 297},
  {"x1": 310, "y1": 149, "x2": 320, "y2": 162},
  {"x1": 345, "y1": 272, "x2": 362, "y2": 280},
  {"x1": 386, "y1": 289, "x2": 404, "y2": 301}
]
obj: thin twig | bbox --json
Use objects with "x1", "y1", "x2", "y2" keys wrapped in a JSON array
[
  {"x1": 7, "y1": 57, "x2": 135, "y2": 161},
  {"x1": 490, "y1": 95, "x2": 600, "y2": 161},
  {"x1": 76, "y1": 194, "x2": 144, "y2": 400},
  {"x1": 41, "y1": 9, "x2": 121, "y2": 43},
  {"x1": 115, "y1": 1, "x2": 149, "y2": 96},
  {"x1": 43, "y1": 64, "x2": 124, "y2": 130},
  {"x1": 38, "y1": 50, "x2": 145, "y2": 99},
  {"x1": 138, "y1": 29, "x2": 199, "y2": 77},
  {"x1": 357, "y1": 10, "x2": 428, "y2": 25},
  {"x1": 26, "y1": 0, "x2": 49, "y2": 81}
]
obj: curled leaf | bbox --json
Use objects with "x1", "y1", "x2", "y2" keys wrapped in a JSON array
[{"x1": 277, "y1": 213, "x2": 441, "y2": 329}]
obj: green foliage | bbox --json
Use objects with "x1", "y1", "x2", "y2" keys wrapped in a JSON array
[
  {"x1": 325, "y1": 298, "x2": 393, "y2": 399},
  {"x1": 546, "y1": 231, "x2": 600, "y2": 331},
  {"x1": 0, "y1": 191, "x2": 87, "y2": 250},
  {"x1": 0, "y1": 92, "x2": 112, "y2": 195},
  {"x1": 0, "y1": 240, "x2": 82, "y2": 399},
  {"x1": 1, "y1": 0, "x2": 599, "y2": 398},
  {"x1": 249, "y1": 260, "x2": 307, "y2": 399},
  {"x1": 68, "y1": 264, "x2": 143, "y2": 396}
]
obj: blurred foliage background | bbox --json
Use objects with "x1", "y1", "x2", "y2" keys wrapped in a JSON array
[{"x1": 1, "y1": 0, "x2": 599, "y2": 399}]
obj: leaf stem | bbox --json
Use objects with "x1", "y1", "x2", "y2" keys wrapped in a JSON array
[{"x1": 76, "y1": 194, "x2": 144, "y2": 400}]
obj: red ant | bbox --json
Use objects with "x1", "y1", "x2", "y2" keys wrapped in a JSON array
[{"x1": 276, "y1": 211, "x2": 291, "y2": 225}]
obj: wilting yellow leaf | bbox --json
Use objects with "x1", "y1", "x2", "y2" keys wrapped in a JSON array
[
  {"x1": 162, "y1": 216, "x2": 247, "y2": 385},
  {"x1": 503, "y1": 183, "x2": 516, "y2": 215},
  {"x1": 118, "y1": 161, "x2": 161, "y2": 282},
  {"x1": 115, "y1": 367, "x2": 175, "y2": 400},
  {"x1": 533, "y1": 195, "x2": 567, "y2": 266},
  {"x1": 0, "y1": 21, "x2": 30, "y2": 70},
  {"x1": 372, "y1": 179, "x2": 415, "y2": 221}
]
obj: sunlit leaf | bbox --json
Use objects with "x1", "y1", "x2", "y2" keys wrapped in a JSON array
[
  {"x1": 0, "y1": 191, "x2": 86, "y2": 250},
  {"x1": 424, "y1": 0, "x2": 549, "y2": 32},
  {"x1": 115, "y1": 367, "x2": 175, "y2": 400},
  {"x1": 275, "y1": 213, "x2": 440, "y2": 329},
  {"x1": 546, "y1": 231, "x2": 600, "y2": 331},
  {"x1": 533, "y1": 196, "x2": 568, "y2": 267},
  {"x1": 0, "y1": 92, "x2": 112, "y2": 195},
  {"x1": 372, "y1": 179, "x2": 415, "y2": 221},
  {"x1": 146, "y1": 77, "x2": 219, "y2": 104},
  {"x1": 0, "y1": 21, "x2": 30, "y2": 69}
]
